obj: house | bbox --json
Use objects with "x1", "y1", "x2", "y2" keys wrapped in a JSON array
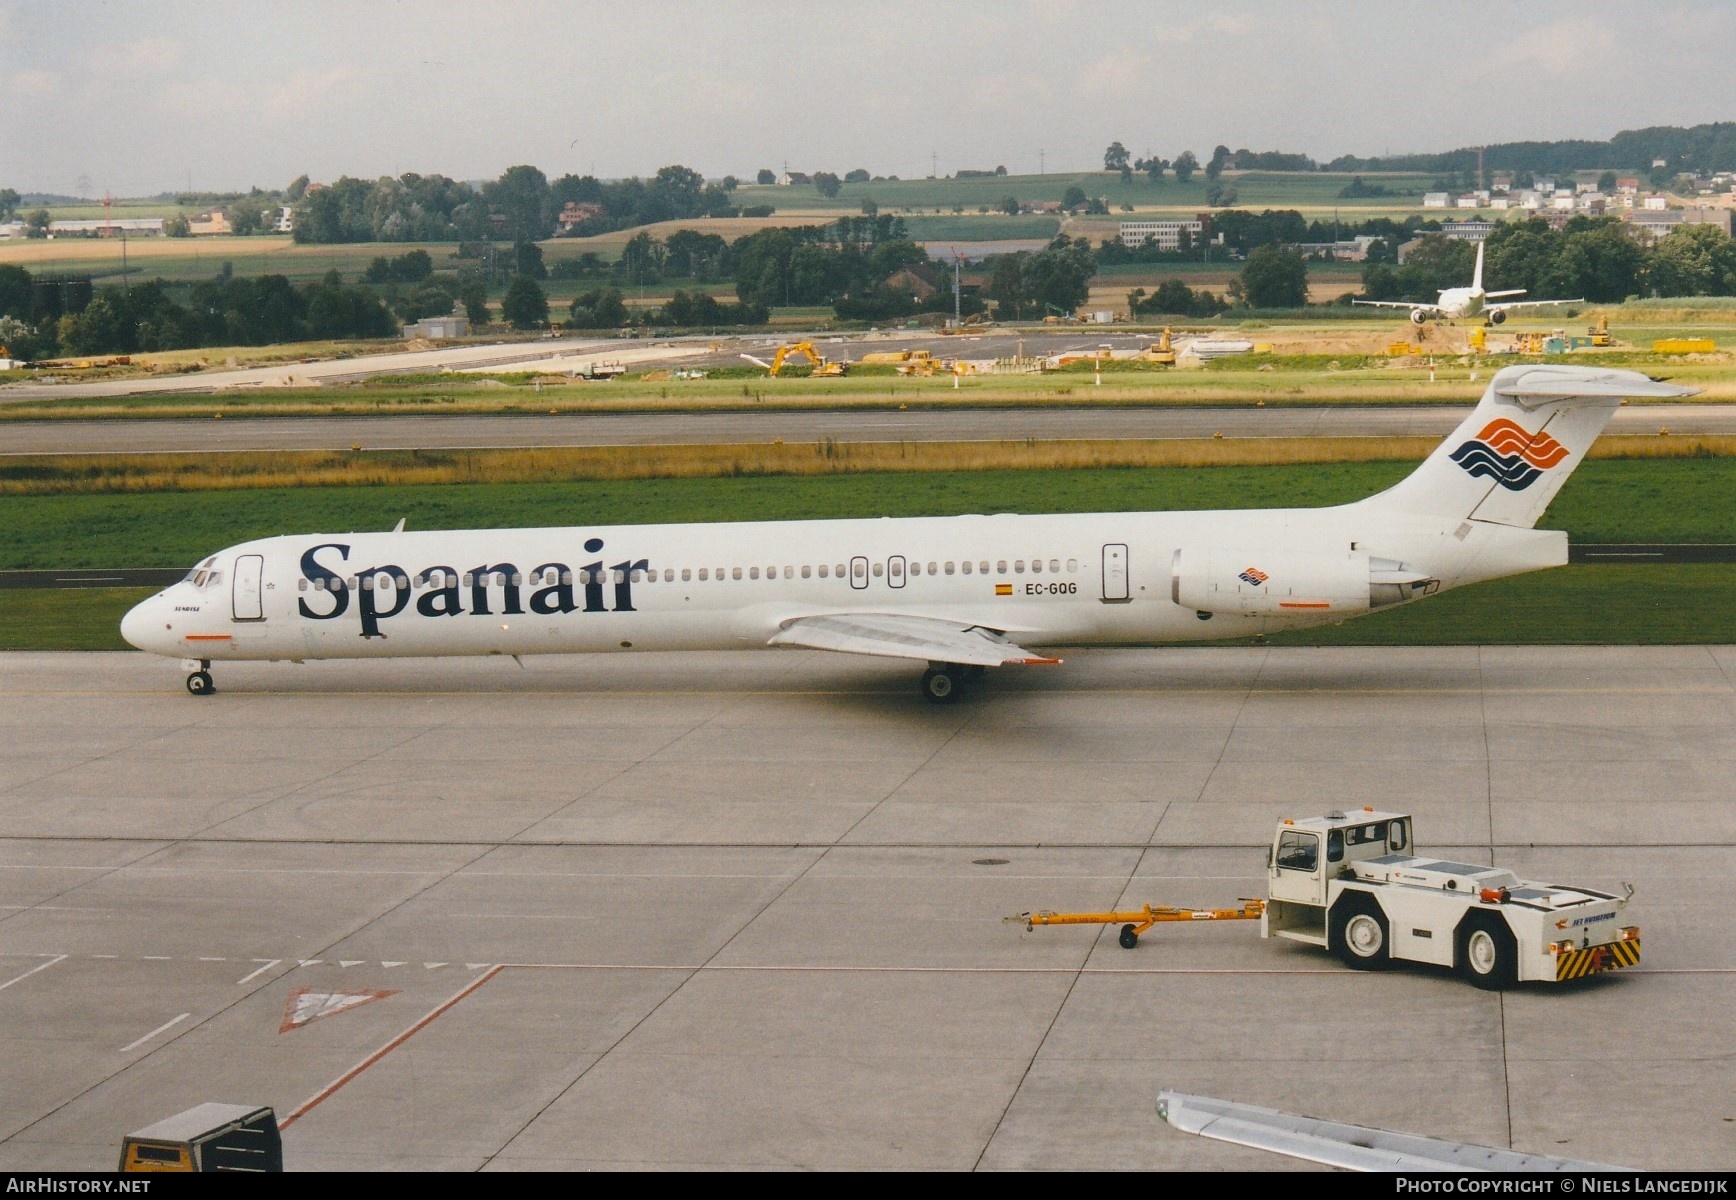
[
  {"x1": 883, "y1": 263, "x2": 939, "y2": 300},
  {"x1": 777, "y1": 171, "x2": 810, "y2": 187},
  {"x1": 1440, "y1": 219, "x2": 1494, "y2": 242},
  {"x1": 555, "y1": 201, "x2": 606, "y2": 231},
  {"x1": 273, "y1": 206, "x2": 294, "y2": 234},
  {"x1": 1652, "y1": 157, "x2": 1669, "y2": 169},
  {"x1": 1491, "y1": 174, "x2": 1513, "y2": 194},
  {"x1": 1576, "y1": 195, "x2": 1606, "y2": 215},
  {"x1": 1535, "y1": 176, "x2": 1556, "y2": 194},
  {"x1": 44, "y1": 217, "x2": 163, "y2": 236},
  {"x1": 1616, "y1": 177, "x2": 1641, "y2": 195},
  {"x1": 1422, "y1": 192, "x2": 1450, "y2": 208},
  {"x1": 1455, "y1": 195, "x2": 1481, "y2": 208},
  {"x1": 1624, "y1": 207, "x2": 1732, "y2": 239},
  {"x1": 1117, "y1": 215, "x2": 1211, "y2": 250},
  {"x1": 1517, "y1": 190, "x2": 1544, "y2": 211},
  {"x1": 187, "y1": 210, "x2": 231, "y2": 236},
  {"x1": 1644, "y1": 195, "x2": 1670, "y2": 210},
  {"x1": 402, "y1": 313, "x2": 470, "y2": 340}
]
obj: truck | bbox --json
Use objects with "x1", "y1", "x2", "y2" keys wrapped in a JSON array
[
  {"x1": 1264, "y1": 808, "x2": 1638, "y2": 988},
  {"x1": 1012, "y1": 808, "x2": 1639, "y2": 990}
]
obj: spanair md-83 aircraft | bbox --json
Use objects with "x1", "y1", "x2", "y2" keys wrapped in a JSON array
[
  {"x1": 1353, "y1": 239, "x2": 1584, "y2": 325},
  {"x1": 122, "y1": 365, "x2": 1690, "y2": 703}
]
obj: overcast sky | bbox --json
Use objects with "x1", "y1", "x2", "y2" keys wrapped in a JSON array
[{"x1": 5, "y1": 0, "x2": 1735, "y2": 197}]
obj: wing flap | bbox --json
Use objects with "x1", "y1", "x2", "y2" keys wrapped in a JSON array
[{"x1": 768, "y1": 613, "x2": 1060, "y2": 666}]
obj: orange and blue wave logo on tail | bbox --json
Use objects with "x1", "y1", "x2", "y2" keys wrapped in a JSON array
[
  {"x1": 1449, "y1": 419, "x2": 1570, "y2": 491},
  {"x1": 1238, "y1": 567, "x2": 1269, "y2": 586}
]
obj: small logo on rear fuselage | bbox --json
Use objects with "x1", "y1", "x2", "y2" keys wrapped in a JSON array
[{"x1": 1238, "y1": 567, "x2": 1268, "y2": 586}]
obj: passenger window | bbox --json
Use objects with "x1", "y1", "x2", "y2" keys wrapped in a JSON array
[
  {"x1": 961, "y1": 561, "x2": 972, "y2": 575},
  {"x1": 818, "y1": 564, "x2": 828, "y2": 578},
  {"x1": 1031, "y1": 559, "x2": 1043, "y2": 574},
  {"x1": 682, "y1": 569, "x2": 692, "y2": 581},
  {"x1": 749, "y1": 566, "x2": 760, "y2": 580},
  {"x1": 871, "y1": 562, "x2": 883, "y2": 577},
  {"x1": 1050, "y1": 559, "x2": 1060, "y2": 573},
  {"x1": 461, "y1": 573, "x2": 474, "y2": 587},
  {"x1": 631, "y1": 569, "x2": 644, "y2": 583},
  {"x1": 1276, "y1": 831, "x2": 1319, "y2": 873},
  {"x1": 980, "y1": 561, "x2": 990, "y2": 574},
  {"x1": 509, "y1": 573, "x2": 522, "y2": 586},
  {"x1": 698, "y1": 568, "x2": 708, "y2": 581},
  {"x1": 1067, "y1": 558, "x2": 1078, "y2": 572},
  {"x1": 997, "y1": 561, "x2": 1008, "y2": 574},
  {"x1": 927, "y1": 562, "x2": 937, "y2": 575},
  {"x1": 801, "y1": 565, "x2": 811, "y2": 579},
  {"x1": 732, "y1": 567, "x2": 742, "y2": 580},
  {"x1": 297, "y1": 578, "x2": 307, "y2": 592},
  {"x1": 944, "y1": 562, "x2": 955, "y2": 575},
  {"x1": 835, "y1": 563, "x2": 846, "y2": 577}
]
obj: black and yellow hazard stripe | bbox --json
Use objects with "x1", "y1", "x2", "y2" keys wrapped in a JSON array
[{"x1": 1556, "y1": 938, "x2": 1640, "y2": 981}]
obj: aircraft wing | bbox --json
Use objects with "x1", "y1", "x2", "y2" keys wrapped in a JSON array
[
  {"x1": 1486, "y1": 297, "x2": 1584, "y2": 314},
  {"x1": 768, "y1": 613, "x2": 1060, "y2": 666},
  {"x1": 1157, "y1": 1091, "x2": 1633, "y2": 1173},
  {"x1": 1351, "y1": 300, "x2": 1442, "y2": 312}
]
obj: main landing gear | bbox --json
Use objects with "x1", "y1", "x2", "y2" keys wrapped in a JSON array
[
  {"x1": 183, "y1": 658, "x2": 215, "y2": 697},
  {"x1": 919, "y1": 663, "x2": 986, "y2": 705}
]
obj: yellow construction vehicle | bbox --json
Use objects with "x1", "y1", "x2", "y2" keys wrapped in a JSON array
[
  {"x1": 1589, "y1": 314, "x2": 1612, "y2": 346},
  {"x1": 743, "y1": 342, "x2": 847, "y2": 377},
  {"x1": 1141, "y1": 328, "x2": 1177, "y2": 365}
]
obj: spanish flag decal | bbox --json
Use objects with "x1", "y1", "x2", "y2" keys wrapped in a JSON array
[{"x1": 995, "y1": 583, "x2": 1013, "y2": 596}]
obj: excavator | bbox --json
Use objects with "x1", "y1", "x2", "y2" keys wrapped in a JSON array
[{"x1": 739, "y1": 342, "x2": 847, "y2": 377}]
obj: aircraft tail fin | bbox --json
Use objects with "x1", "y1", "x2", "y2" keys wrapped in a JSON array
[
  {"x1": 1471, "y1": 239, "x2": 1485, "y2": 293},
  {"x1": 1361, "y1": 365, "x2": 1696, "y2": 529}
]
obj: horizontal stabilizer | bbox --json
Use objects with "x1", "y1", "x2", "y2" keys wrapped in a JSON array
[
  {"x1": 1494, "y1": 369, "x2": 1699, "y2": 404},
  {"x1": 1157, "y1": 1091, "x2": 1632, "y2": 1173},
  {"x1": 768, "y1": 612, "x2": 1059, "y2": 666}
]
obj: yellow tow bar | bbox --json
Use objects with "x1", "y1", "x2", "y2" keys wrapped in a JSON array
[{"x1": 1007, "y1": 900, "x2": 1266, "y2": 949}]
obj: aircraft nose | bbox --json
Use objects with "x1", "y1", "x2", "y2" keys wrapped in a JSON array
[{"x1": 120, "y1": 594, "x2": 165, "y2": 653}]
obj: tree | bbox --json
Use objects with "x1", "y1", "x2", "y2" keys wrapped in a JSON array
[
  {"x1": 1062, "y1": 186, "x2": 1087, "y2": 210},
  {"x1": 756, "y1": 169, "x2": 775, "y2": 185},
  {"x1": 1236, "y1": 245, "x2": 1308, "y2": 308},
  {"x1": 501, "y1": 275, "x2": 549, "y2": 329},
  {"x1": 285, "y1": 175, "x2": 310, "y2": 201},
  {"x1": 999, "y1": 195, "x2": 1021, "y2": 216},
  {"x1": 1172, "y1": 151, "x2": 1199, "y2": 183},
  {"x1": 164, "y1": 214, "x2": 191, "y2": 238},
  {"x1": 484, "y1": 164, "x2": 551, "y2": 240},
  {"x1": 844, "y1": 168, "x2": 870, "y2": 184},
  {"x1": 1134, "y1": 156, "x2": 1166, "y2": 182},
  {"x1": 514, "y1": 240, "x2": 547, "y2": 280},
  {"x1": 1204, "y1": 145, "x2": 1230, "y2": 181},
  {"x1": 571, "y1": 286, "x2": 627, "y2": 328},
  {"x1": 461, "y1": 281, "x2": 489, "y2": 328},
  {"x1": 1597, "y1": 171, "x2": 1619, "y2": 194},
  {"x1": 1646, "y1": 223, "x2": 1736, "y2": 296},
  {"x1": 227, "y1": 194, "x2": 270, "y2": 236},
  {"x1": 813, "y1": 172, "x2": 842, "y2": 198},
  {"x1": 1103, "y1": 141, "x2": 1130, "y2": 172},
  {"x1": 24, "y1": 209, "x2": 51, "y2": 238},
  {"x1": 0, "y1": 188, "x2": 18, "y2": 222},
  {"x1": 720, "y1": 175, "x2": 739, "y2": 191},
  {"x1": 0, "y1": 264, "x2": 31, "y2": 319}
]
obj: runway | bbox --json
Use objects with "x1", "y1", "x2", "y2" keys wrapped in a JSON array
[
  {"x1": 5, "y1": 402, "x2": 1735, "y2": 455},
  {"x1": 0, "y1": 646, "x2": 1731, "y2": 1170}
]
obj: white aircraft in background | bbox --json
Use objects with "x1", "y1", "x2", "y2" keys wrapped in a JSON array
[
  {"x1": 122, "y1": 365, "x2": 1691, "y2": 704},
  {"x1": 1353, "y1": 239, "x2": 1584, "y2": 325}
]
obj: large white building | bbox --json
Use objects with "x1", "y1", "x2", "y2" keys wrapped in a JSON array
[{"x1": 1117, "y1": 216, "x2": 1209, "y2": 251}]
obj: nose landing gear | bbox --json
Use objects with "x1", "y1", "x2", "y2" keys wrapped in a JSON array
[{"x1": 182, "y1": 658, "x2": 215, "y2": 696}]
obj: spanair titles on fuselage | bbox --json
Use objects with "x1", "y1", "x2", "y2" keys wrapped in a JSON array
[{"x1": 120, "y1": 366, "x2": 1697, "y2": 702}]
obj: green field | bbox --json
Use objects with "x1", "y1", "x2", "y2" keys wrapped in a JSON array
[
  {"x1": 730, "y1": 170, "x2": 1443, "y2": 216},
  {"x1": 3, "y1": 458, "x2": 1731, "y2": 570}
]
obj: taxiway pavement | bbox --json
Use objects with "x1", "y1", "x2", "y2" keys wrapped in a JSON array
[{"x1": 0, "y1": 647, "x2": 1731, "y2": 1170}]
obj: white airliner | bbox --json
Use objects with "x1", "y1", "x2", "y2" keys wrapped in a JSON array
[
  {"x1": 1353, "y1": 240, "x2": 1584, "y2": 325},
  {"x1": 121, "y1": 364, "x2": 1690, "y2": 703}
]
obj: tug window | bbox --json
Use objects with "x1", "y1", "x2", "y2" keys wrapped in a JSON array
[{"x1": 1275, "y1": 831, "x2": 1319, "y2": 873}]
